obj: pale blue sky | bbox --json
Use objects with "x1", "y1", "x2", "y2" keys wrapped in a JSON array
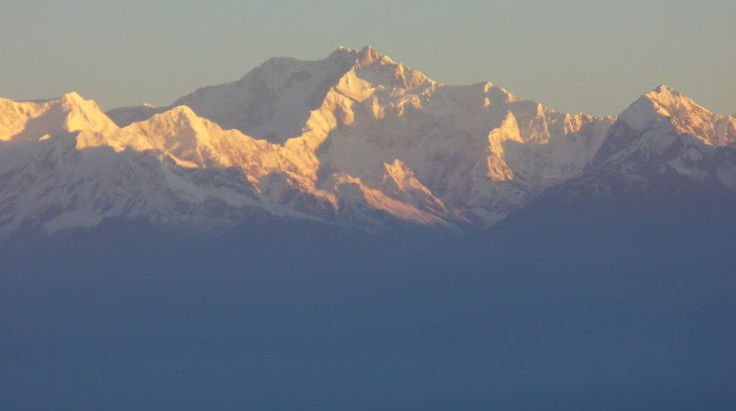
[{"x1": 1, "y1": 0, "x2": 734, "y2": 115}]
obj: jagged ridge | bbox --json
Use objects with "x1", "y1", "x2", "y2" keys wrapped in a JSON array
[{"x1": 7, "y1": 47, "x2": 733, "y2": 236}]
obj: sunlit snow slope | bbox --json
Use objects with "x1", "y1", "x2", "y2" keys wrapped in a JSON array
[{"x1": 7, "y1": 47, "x2": 733, "y2": 236}]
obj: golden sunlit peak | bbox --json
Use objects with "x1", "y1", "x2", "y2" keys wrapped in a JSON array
[
  {"x1": 59, "y1": 91, "x2": 85, "y2": 104},
  {"x1": 654, "y1": 84, "x2": 675, "y2": 93},
  {"x1": 648, "y1": 84, "x2": 684, "y2": 100},
  {"x1": 643, "y1": 84, "x2": 697, "y2": 108},
  {"x1": 356, "y1": 45, "x2": 393, "y2": 66}
]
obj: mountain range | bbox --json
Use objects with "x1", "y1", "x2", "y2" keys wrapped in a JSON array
[
  {"x1": 1, "y1": 45, "x2": 734, "y2": 238},
  {"x1": 3, "y1": 45, "x2": 736, "y2": 411}
]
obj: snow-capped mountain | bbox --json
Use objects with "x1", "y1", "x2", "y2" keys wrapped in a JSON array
[
  {"x1": 106, "y1": 46, "x2": 612, "y2": 223},
  {"x1": 11, "y1": 46, "x2": 735, "y2": 237},
  {"x1": 0, "y1": 93, "x2": 272, "y2": 233},
  {"x1": 540, "y1": 85, "x2": 736, "y2": 204}
]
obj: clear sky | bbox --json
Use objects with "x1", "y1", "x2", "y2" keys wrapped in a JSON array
[{"x1": 1, "y1": 0, "x2": 734, "y2": 116}]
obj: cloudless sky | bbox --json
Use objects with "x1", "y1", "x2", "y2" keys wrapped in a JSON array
[{"x1": 1, "y1": 0, "x2": 734, "y2": 116}]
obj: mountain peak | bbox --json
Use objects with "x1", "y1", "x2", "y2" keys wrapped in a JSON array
[
  {"x1": 334, "y1": 45, "x2": 355, "y2": 54},
  {"x1": 143, "y1": 105, "x2": 209, "y2": 134},
  {"x1": 653, "y1": 83, "x2": 675, "y2": 94},
  {"x1": 634, "y1": 86, "x2": 736, "y2": 147},
  {"x1": 52, "y1": 92, "x2": 117, "y2": 133},
  {"x1": 58, "y1": 91, "x2": 96, "y2": 111},
  {"x1": 644, "y1": 84, "x2": 694, "y2": 108},
  {"x1": 56, "y1": 92, "x2": 107, "y2": 115},
  {"x1": 594, "y1": 84, "x2": 736, "y2": 167},
  {"x1": 59, "y1": 91, "x2": 84, "y2": 103},
  {"x1": 619, "y1": 85, "x2": 709, "y2": 133},
  {"x1": 164, "y1": 104, "x2": 198, "y2": 118},
  {"x1": 356, "y1": 45, "x2": 394, "y2": 66}
]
